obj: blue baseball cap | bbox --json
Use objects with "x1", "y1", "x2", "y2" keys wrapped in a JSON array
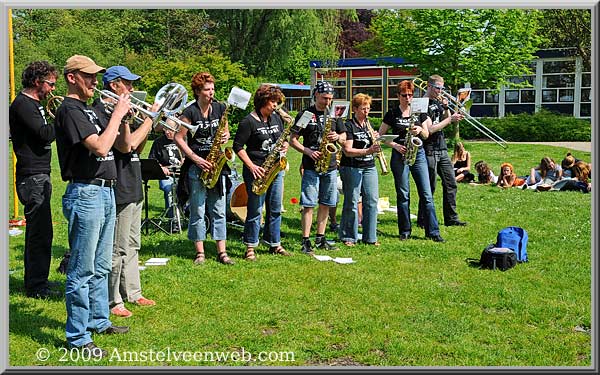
[{"x1": 102, "y1": 66, "x2": 141, "y2": 86}]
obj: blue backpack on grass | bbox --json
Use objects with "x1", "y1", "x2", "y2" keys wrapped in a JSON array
[{"x1": 496, "y1": 227, "x2": 528, "y2": 262}]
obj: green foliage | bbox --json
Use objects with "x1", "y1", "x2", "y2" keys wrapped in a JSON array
[
  {"x1": 369, "y1": 9, "x2": 544, "y2": 91},
  {"x1": 459, "y1": 110, "x2": 591, "y2": 142},
  {"x1": 8, "y1": 142, "x2": 592, "y2": 366},
  {"x1": 538, "y1": 10, "x2": 591, "y2": 65}
]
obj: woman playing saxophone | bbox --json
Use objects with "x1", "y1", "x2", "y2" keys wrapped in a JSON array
[
  {"x1": 232, "y1": 84, "x2": 291, "y2": 261},
  {"x1": 174, "y1": 72, "x2": 234, "y2": 265},
  {"x1": 379, "y1": 80, "x2": 445, "y2": 243}
]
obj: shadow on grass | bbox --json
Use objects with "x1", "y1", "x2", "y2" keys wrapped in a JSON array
[{"x1": 8, "y1": 298, "x2": 66, "y2": 348}]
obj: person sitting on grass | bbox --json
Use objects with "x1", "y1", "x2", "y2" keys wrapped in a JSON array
[
  {"x1": 473, "y1": 160, "x2": 498, "y2": 185},
  {"x1": 497, "y1": 162, "x2": 526, "y2": 189},
  {"x1": 451, "y1": 142, "x2": 474, "y2": 183},
  {"x1": 525, "y1": 156, "x2": 562, "y2": 190},
  {"x1": 561, "y1": 152, "x2": 591, "y2": 179},
  {"x1": 550, "y1": 161, "x2": 592, "y2": 193}
]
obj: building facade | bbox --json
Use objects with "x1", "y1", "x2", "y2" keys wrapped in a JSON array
[{"x1": 309, "y1": 49, "x2": 591, "y2": 119}]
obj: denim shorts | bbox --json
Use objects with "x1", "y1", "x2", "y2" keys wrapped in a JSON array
[{"x1": 300, "y1": 169, "x2": 338, "y2": 207}]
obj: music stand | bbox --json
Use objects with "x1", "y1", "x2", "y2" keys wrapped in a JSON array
[{"x1": 141, "y1": 158, "x2": 169, "y2": 235}]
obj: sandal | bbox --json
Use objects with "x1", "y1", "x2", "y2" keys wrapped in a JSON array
[
  {"x1": 343, "y1": 241, "x2": 355, "y2": 247},
  {"x1": 270, "y1": 245, "x2": 291, "y2": 256},
  {"x1": 193, "y1": 252, "x2": 205, "y2": 265},
  {"x1": 217, "y1": 252, "x2": 234, "y2": 265},
  {"x1": 365, "y1": 241, "x2": 381, "y2": 247},
  {"x1": 244, "y1": 248, "x2": 257, "y2": 262}
]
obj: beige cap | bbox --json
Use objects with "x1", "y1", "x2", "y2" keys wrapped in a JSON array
[{"x1": 63, "y1": 55, "x2": 106, "y2": 74}]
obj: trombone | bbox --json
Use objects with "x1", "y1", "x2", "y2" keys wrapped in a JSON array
[
  {"x1": 94, "y1": 87, "x2": 164, "y2": 127},
  {"x1": 413, "y1": 77, "x2": 508, "y2": 149}
]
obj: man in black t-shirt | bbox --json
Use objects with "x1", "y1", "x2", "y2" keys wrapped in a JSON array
[
  {"x1": 9, "y1": 61, "x2": 59, "y2": 299},
  {"x1": 55, "y1": 55, "x2": 131, "y2": 356},
  {"x1": 290, "y1": 81, "x2": 345, "y2": 254},
  {"x1": 148, "y1": 128, "x2": 183, "y2": 216},
  {"x1": 92, "y1": 65, "x2": 157, "y2": 319},
  {"x1": 417, "y1": 75, "x2": 466, "y2": 228}
]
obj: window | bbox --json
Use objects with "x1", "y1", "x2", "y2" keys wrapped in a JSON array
[{"x1": 505, "y1": 90, "x2": 519, "y2": 103}]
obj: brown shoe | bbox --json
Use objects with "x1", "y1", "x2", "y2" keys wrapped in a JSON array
[
  {"x1": 270, "y1": 245, "x2": 291, "y2": 256},
  {"x1": 217, "y1": 252, "x2": 234, "y2": 265},
  {"x1": 193, "y1": 252, "x2": 205, "y2": 265},
  {"x1": 245, "y1": 248, "x2": 257, "y2": 262}
]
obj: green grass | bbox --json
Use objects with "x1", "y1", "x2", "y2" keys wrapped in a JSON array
[{"x1": 8, "y1": 141, "x2": 591, "y2": 367}]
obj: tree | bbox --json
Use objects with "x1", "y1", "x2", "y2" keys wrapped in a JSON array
[
  {"x1": 368, "y1": 9, "x2": 545, "y2": 139},
  {"x1": 339, "y1": 9, "x2": 374, "y2": 58},
  {"x1": 205, "y1": 9, "x2": 353, "y2": 82},
  {"x1": 538, "y1": 9, "x2": 591, "y2": 65}
]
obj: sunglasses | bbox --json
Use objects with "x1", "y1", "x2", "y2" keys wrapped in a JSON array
[
  {"x1": 399, "y1": 93, "x2": 413, "y2": 98},
  {"x1": 43, "y1": 80, "x2": 56, "y2": 87},
  {"x1": 431, "y1": 84, "x2": 444, "y2": 90}
]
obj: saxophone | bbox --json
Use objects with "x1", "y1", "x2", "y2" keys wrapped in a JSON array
[
  {"x1": 364, "y1": 118, "x2": 389, "y2": 175},
  {"x1": 251, "y1": 108, "x2": 295, "y2": 195},
  {"x1": 403, "y1": 104, "x2": 423, "y2": 166},
  {"x1": 314, "y1": 107, "x2": 341, "y2": 174},
  {"x1": 200, "y1": 103, "x2": 234, "y2": 189}
]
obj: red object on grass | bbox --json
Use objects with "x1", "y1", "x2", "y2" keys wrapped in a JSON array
[
  {"x1": 9, "y1": 219, "x2": 26, "y2": 227},
  {"x1": 290, "y1": 197, "x2": 299, "y2": 204}
]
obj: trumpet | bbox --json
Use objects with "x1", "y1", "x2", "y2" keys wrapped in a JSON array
[
  {"x1": 94, "y1": 87, "x2": 163, "y2": 127},
  {"x1": 46, "y1": 93, "x2": 64, "y2": 119},
  {"x1": 412, "y1": 77, "x2": 507, "y2": 148}
]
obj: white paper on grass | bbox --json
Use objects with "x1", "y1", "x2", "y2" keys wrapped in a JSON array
[
  {"x1": 332, "y1": 258, "x2": 355, "y2": 264},
  {"x1": 144, "y1": 257, "x2": 170, "y2": 266},
  {"x1": 138, "y1": 266, "x2": 147, "y2": 271},
  {"x1": 313, "y1": 255, "x2": 333, "y2": 262}
]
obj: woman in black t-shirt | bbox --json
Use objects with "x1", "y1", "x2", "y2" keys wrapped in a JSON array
[
  {"x1": 338, "y1": 93, "x2": 381, "y2": 247},
  {"x1": 379, "y1": 80, "x2": 444, "y2": 243},
  {"x1": 232, "y1": 84, "x2": 290, "y2": 261},
  {"x1": 175, "y1": 72, "x2": 233, "y2": 265}
]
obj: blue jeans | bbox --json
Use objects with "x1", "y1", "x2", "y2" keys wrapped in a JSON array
[
  {"x1": 158, "y1": 177, "x2": 173, "y2": 216},
  {"x1": 242, "y1": 166, "x2": 283, "y2": 248},
  {"x1": 339, "y1": 166, "x2": 379, "y2": 244},
  {"x1": 390, "y1": 149, "x2": 440, "y2": 237},
  {"x1": 62, "y1": 182, "x2": 115, "y2": 347},
  {"x1": 300, "y1": 169, "x2": 338, "y2": 207},
  {"x1": 187, "y1": 165, "x2": 227, "y2": 242}
]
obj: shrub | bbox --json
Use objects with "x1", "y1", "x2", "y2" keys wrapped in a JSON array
[{"x1": 458, "y1": 109, "x2": 591, "y2": 142}]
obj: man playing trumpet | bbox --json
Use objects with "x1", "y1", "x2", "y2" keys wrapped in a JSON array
[{"x1": 92, "y1": 65, "x2": 158, "y2": 318}]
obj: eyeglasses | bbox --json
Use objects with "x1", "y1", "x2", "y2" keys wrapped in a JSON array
[
  {"x1": 43, "y1": 80, "x2": 56, "y2": 87},
  {"x1": 399, "y1": 93, "x2": 413, "y2": 98},
  {"x1": 431, "y1": 84, "x2": 444, "y2": 90}
]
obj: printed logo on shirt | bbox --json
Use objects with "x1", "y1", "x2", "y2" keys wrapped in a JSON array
[
  {"x1": 96, "y1": 150, "x2": 115, "y2": 162},
  {"x1": 38, "y1": 105, "x2": 48, "y2": 126},
  {"x1": 83, "y1": 109, "x2": 102, "y2": 132}
]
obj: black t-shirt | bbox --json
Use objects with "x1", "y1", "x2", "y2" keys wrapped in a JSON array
[
  {"x1": 340, "y1": 117, "x2": 376, "y2": 169},
  {"x1": 292, "y1": 105, "x2": 345, "y2": 171},
  {"x1": 382, "y1": 106, "x2": 428, "y2": 153},
  {"x1": 55, "y1": 97, "x2": 116, "y2": 181},
  {"x1": 148, "y1": 135, "x2": 183, "y2": 167},
  {"x1": 423, "y1": 98, "x2": 448, "y2": 151},
  {"x1": 233, "y1": 112, "x2": 285, "y2": 166},
  {"x1": 91, "y1": 99, "x2": 142, "y2": 204},
  {"x1": 181, "y1": 101, "x2": 226, "y2": 158},
  {"x1": 9, "y1": 92, "x2": 55, "y2": 176}
]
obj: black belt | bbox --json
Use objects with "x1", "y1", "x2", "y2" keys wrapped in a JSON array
[{"x1": 71, "y1": 178, "x2": 116, "y2": 188}]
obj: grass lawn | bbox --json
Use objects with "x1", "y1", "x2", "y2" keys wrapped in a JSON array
[{"x1": 8, "y1": 141, "x2": 592, "y2": 367}]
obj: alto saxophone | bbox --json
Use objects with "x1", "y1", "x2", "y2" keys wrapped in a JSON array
[
  {"x1": 251, "y1": 108, "x2": 295, "y2": 195},
  {"x1": 314, "y1": 107, "x2": 341, "y2": 174},
  {"x1": 200, "y1": 103, "x2": 234, "y2": 189},
  {"x1": 403, "y1": 104, "x2": 423, "y2": 166},
  {"x1": 364, "y1": 118, "x2": 389, "y2": 175}
]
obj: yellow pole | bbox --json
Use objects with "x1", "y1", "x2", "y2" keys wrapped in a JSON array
[{"x1": 8, "y1": 9, "x2": 20, "y2": 220}]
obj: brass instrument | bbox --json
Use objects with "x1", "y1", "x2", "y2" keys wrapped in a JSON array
[
  {"x1": 251, "y1": 107, "x2": 295, "y2": 195},
  {"x1": 200, "y1": 103, "x2": 235, "y2": 189},
  {"x1": 404, "y1": 102, "x2": 423, "y2": 166},
  {"x1": 412, "y1": 77, "x2": 507, "y2": 148},
  {"x1": 46, "y1": 93, "x2": 64, "y2": 119},
  {"x1": 314, "y1": 106, "x2": 341, "y2": 173},
  {"x1": 364, "y1": 118, "x2": 389, "y2": 175}
]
